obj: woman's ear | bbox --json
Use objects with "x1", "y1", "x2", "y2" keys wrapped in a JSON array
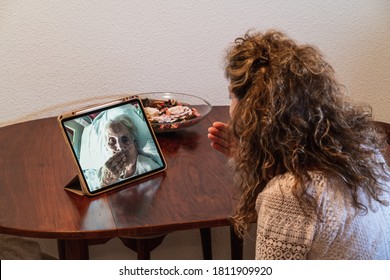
[{"x1": 134, "y1": 141, "x2": 139, "y2": 151}]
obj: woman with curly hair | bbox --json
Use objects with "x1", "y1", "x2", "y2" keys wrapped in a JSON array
[{"x1": 208, "y1": 30, "x2": 390, "y2": 259}]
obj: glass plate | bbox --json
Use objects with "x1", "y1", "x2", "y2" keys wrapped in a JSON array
[{"x1": 138, "y1": 92, "x2": 212, "y2": 133}]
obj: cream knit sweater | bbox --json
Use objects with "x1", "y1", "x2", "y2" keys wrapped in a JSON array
[{"x1": 256, "y1": 171, "x2": 390, "y2": 259}]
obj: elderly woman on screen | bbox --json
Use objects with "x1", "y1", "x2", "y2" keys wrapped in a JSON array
[{"x1": 98, "y1": 114, "x2": 159, "y2": 187}]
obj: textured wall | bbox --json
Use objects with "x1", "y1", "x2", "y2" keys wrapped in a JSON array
[
  {"x1": 1, "y1": 0, "x2": 389, "y2": 127},
  {"x1": 1, "y1": 0, "x2": 390, "y2": 259}
]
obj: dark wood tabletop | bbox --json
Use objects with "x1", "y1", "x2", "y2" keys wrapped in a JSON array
[{"x1": 0, "y1": 106, "x2": 237, "y2": 259}]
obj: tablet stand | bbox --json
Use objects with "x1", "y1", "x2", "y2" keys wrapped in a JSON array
[{"x1": 64, "y1": 175, "x2": 84, "y2": 196}]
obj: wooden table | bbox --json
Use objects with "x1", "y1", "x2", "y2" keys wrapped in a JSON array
[{"x1": 0, "y1": 106, "x2": 243, "y2": 259}]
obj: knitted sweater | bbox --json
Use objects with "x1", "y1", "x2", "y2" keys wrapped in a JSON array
[{"x1": 255, "y1": 171, "x2": 390, "y2": 259}]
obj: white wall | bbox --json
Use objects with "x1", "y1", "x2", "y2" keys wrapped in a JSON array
[
  {"x1": 1, "y1": 0, "x2": 390, "y2": 259},
  {"x1": 1, "y1": 0, "x2": 390, "y2": 127}
]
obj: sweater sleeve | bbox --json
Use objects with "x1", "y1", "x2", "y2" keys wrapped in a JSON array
[{"x1": 255, "y1": 174, "x2": 318, "y2": 260}]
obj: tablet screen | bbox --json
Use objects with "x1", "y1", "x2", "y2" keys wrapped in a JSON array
[{"x1": 60, "y1": 97, "x2": 166, "y2": 195}]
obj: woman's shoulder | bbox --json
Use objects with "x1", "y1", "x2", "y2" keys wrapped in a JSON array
[
  {"x1": 261, "y1": 171, "x2": 328, "y2": 195},
  {"x1": 256, "y1": 171, "x2": 335, "y2": 211}
]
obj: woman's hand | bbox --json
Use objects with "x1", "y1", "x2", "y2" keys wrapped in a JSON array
[
  {"x1": 100, "y1": 151, "x2": 127, "y2": 186},
  {"x1": 105, "y1": 151, "x2": 127, "y2": 176},
  {"x1": 208, "y1": 121, "x2": 233, "y2": 157}
]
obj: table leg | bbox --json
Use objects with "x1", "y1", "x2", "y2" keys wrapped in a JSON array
[
  {"x1": 57, "y1": 239, "x2": 89, "y2": 260},
  {"x1": 136, "y1": 239, "x2": 152, "y2": 260},
  {"x1": 230, "y1": 226, "x2": 243, "y2": 260},
  {"x1": 119, "y1": 235, "x2": 166, "y2": 260},
  {"x1": 200, "y1": 228, "x2": 212, "y2": 260}
]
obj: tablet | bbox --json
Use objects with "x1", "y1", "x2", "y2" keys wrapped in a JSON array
[{"x1": 58, "y1": 96, "x2": 167, "y2": 196}]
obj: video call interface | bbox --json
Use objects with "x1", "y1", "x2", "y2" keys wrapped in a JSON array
[{"x1": 62, "y1": 99, "x2": 165, "y2": 193}]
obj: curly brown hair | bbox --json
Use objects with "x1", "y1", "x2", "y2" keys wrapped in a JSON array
[{"x1": 225, "y1": 30, "x2": 389, "y2": 237}]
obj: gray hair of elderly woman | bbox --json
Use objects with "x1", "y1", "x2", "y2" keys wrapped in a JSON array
[{"x1": 105, "y1": 114, "x2": 137, "y2": 142}]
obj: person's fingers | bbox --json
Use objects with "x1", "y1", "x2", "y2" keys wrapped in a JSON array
[
  {"x1": 210, "y1": 122, "x2": 230, "y2": 137},
  {"x1": 212, "y1": 121, "x2": 229, "y2": 132},
  {"x1": 208, "y1": 121, "x2": 232, "y2": 157},
  {"x1": 207, "y1": 131, "x2": 229, "y2": 149},
  {"x1": 106, "y1": 152, "x2": 126, "y2": 175},
  {"x1": 208, "y1": 122, "x2": 230, "y2": 144}
]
